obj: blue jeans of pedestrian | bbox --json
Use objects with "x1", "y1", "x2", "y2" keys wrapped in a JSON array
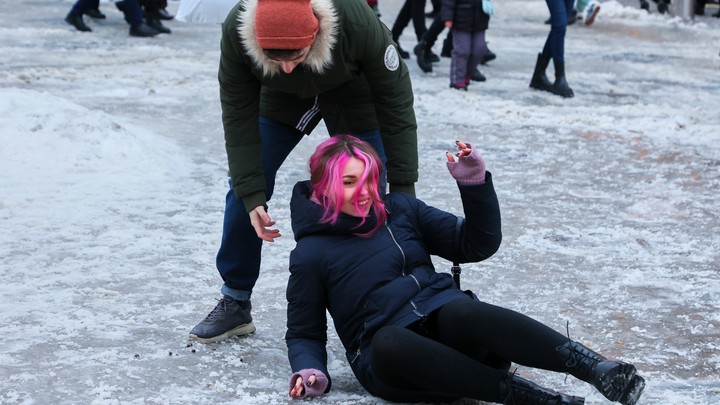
[
  {"x1": 217, "y1": 116, "x2": 387, "y2": 301},
  {"x1": 541, "y1": 0, "x2": 574, "y2": 63}
]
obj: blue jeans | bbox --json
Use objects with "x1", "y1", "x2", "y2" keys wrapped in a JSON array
[
  {"x1": 541, "y1": 0, "x2": 574, "y2": 63},
  {"x1": 218, "y1": 116, "x2": 387, "y2": 301}
]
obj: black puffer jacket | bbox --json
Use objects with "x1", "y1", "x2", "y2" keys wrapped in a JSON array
[
  {"x1": 285, "y1": 174, "x2": 501, "y2": 393},
  {"x1": 441, "y1": 0, "x2": 490, "y2": 32}
]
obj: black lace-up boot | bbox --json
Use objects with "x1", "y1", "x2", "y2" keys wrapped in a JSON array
[
  {"x1": 498, "y1": 374, "x2": 584, "y2": 405},
  {"x1": 556, "y1": 341, "x2": 645, "y2": 405}
]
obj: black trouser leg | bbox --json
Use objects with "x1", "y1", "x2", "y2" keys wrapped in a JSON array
[
  {"x1": 434, "y1": 298, "x2": 569, "y2": 371},
  {"x1": 369, "y1": 325, "x2": 506, "y2": 402}
]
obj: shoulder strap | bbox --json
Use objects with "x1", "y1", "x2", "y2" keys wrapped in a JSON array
[{"x1": 451, "y1": 216, "x2": 464, "y2": 289}]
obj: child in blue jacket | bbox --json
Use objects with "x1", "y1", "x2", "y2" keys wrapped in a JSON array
[{"x1": 285, "y1": 135, "x2": 645, "y2": 405}]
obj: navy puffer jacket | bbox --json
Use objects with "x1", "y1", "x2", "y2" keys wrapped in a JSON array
[{"x1": 285, "y1": 173, "x2": 501, "y2": 393}]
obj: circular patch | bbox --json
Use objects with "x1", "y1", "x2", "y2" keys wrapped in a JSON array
[{"x1": 384, "y1": 45, "x2": 400, "y2": 71}]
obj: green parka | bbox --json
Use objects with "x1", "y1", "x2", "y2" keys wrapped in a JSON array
[{"x1": 219, "y1": 0, "x2": 419, "y2": 212}]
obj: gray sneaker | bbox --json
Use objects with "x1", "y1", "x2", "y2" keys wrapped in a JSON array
[{"x1": 189, "y1": 296, "x2": 256, "y2": 343}]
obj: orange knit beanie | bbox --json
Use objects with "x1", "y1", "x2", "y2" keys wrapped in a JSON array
[{"x1": 255, "y1": 0, "x2": 320, "y2": 50}]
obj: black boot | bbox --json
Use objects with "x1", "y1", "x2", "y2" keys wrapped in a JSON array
[
  {"x1": 481, "y1": 47, "x2": 496, "y2": 65},
  {"x1": 129, "y1": 22, "x2": 159, "y2": 37},
  {"x1": 471, "y1": 67, "x2": 486, "y2": 82},
  {"x1": 65, "y1": 12, "x2": 91, "y2": 32},
  {"x1": 499, "y1": 374, "x2": 585, "y2": 405},
  {"x1": 639, "y1": 0, "x2": 650, "y2": 11},
  {"x1": 550, "y1": 61, "x2": 574, "y2": 98},
  {"x1": 414, "y1": 41, "x2": 433, "y2": 73},
  {"x1": 529, "y1": 53, "x2": 553, "y2": 93},
  {"x1": 156, "y1": 8, "x2": 175, "y2": 20},
  {"x1": 145, "y1": 11, "x2": 171, "y2": 34},
  {"x1": 556, "y1": 341, "x2": 646, "y2": 405}
]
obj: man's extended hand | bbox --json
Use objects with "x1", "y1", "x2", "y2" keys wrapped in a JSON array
[{"x1": 249, "y1": 206, "x2": 281, "y2": 242}]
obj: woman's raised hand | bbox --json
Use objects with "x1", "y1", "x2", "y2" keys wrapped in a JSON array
[{"x1": 446, "y1": 140, "x2": 487, "y2": 185}]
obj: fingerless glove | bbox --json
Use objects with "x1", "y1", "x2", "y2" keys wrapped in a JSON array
[
  {"x1": 289, "y1": 368, "x2": 328, "y2": 399},
  {"x1": 446, "y1": 143, "x2": 486, "y2": 185}
]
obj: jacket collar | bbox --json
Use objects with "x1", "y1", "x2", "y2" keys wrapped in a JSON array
[
  {"x1": 237, "y1": 0, "x2": 339, "y2": 77},
  {"x1": 291, "y1": 181, "x2": 379, "y2": 241}
]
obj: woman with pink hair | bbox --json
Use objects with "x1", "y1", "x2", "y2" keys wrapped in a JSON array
[{"x1": 285, "y1": 135, "x2": 645, "y2": 404}]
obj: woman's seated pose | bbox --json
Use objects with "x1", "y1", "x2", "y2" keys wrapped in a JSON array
[{"x1": 285, "y1": 135, "x2": 645, "y2": 405}]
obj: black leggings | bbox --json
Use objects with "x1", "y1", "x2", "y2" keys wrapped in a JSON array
[{"x1": 368, "y1": 298, "x2": 569, "y2": 403}]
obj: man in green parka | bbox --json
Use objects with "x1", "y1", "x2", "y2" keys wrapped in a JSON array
[{"x1": 189, "y1": 0, "x2": 420, "y2": 343}]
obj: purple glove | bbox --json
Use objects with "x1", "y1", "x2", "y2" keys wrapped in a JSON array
[
  {"x1": 446, "y1": 143, "x2": 486, "y2": 185},
  {"x1": 288, "y1": 368, "x2": 328, "y2": 399}
]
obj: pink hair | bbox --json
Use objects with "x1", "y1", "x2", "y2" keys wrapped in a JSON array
[{"x1": 308, "y1": 135, "x2": 386, "y2": 236}]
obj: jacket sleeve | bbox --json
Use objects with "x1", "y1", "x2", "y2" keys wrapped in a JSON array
[
  {"x1": 441, "y1": 0, "x2": 457, "y2": 23},
  {"x1": 218, "y1": 7, "x2": 266, "y2": 212},
  {"x1": 348, "y1": 3, "x2": 418, "y2": 194},
  {"x1": 286, "y1": 247, "x2": 332, "y2": 392},
  {"x1": 416, "y1": 172, "x2": 501, "y2": 263}
]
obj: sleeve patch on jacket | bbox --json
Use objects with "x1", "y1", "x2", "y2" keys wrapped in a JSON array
[{"x1": 384, "y1": 45, "x2": 400, "y2": 71}]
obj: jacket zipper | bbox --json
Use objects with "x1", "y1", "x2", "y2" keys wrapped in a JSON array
[
  {"x1": 385, "y1": 223, "x2": 420, "y2": 290},
  {"x1": 385, "y1": 223, "x2": 425, "y2": 323},
  {"x1": 351, "y1": 324, "x2": 367, "y2": 364}
]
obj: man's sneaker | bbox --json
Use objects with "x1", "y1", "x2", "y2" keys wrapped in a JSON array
[
  {"x1": 583, "y1": 1, "x2": 601, "y2": 26},
  {"x1": 189, "y1": 296, "x2": 256, "y2": 343}
]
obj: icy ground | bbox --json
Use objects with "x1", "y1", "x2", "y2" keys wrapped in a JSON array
[{"x1": 1, "y1": 0, "x2": 719, "y2": 404}]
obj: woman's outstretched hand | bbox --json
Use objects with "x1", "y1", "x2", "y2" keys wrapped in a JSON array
[
  {"x1": 289, "y1": 369, "x2": 328, "y2": 399},
  {"x1": 446, "y1": 140, "x2": 486, "y2": 185}
]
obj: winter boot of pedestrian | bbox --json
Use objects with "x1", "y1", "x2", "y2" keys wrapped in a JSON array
[
  {"x1": 498, "y1": 374, "x2": 585, "y2": 405},
  {"x1": 471, "y1": 67, "x2": 486, "y2": 82},
  {"x1": 65, "y1": 12, "x2": 92, "y2": 32},
  {"x1": 556, "y1": 341, "x2": 645, "y2": 405},
  {"x1": 657, "y1": 0, "x2": 669, "y2": 13},
  {"x1": 529, "y1": 53, "x2": 553, "y2": 93},
  {"x1": 129, "y1": 22, "x2": 160, "y2": 37},
  {"x1": 639, "y1": 0, "x2": 650, "y2": 10},
  {"x1": 450, "y1": 82, "x2": 468, "y2": 91},
  {"x1": 481, "y1": 47, "x2": 496, "y2": 65},
  {"x1": 550, "y1": 61, "x2": 574, "y2": 98},
  {"x1": 414, "y1": 41, "x2": 434, "y2": 73},
  {"x1": 144, "y1": 11, "x2": 171, "y2": 34}
]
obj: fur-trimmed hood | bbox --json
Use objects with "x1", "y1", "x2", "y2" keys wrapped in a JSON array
[{"x1": 238, "y1": 0, "x2": 339, "y2": 77}]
